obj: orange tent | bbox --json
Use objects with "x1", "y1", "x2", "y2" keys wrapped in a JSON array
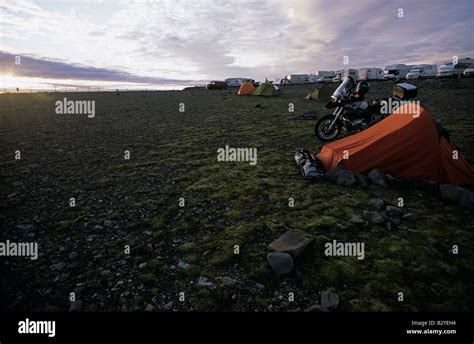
[
  {"x1": 237, "y1": 81, "x2": 256, "y2": 96},
  {"x1": 316, "y1": 103, "x2": 474, "y2": 185}
]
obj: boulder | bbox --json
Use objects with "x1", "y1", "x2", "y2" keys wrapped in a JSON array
[
  {"x1": 321, "y1": 290, "x2": 339, "y2": 310},
  {"x1": 268, "y1": 229, "x2": 314, "y2": 257},
  {"x1": 415, "y1": 179, "x2": 440, "y2": 195},
  {"x1": 355, "y1": 173, "x2": 368, "y2": 188},
  {"x1": 363, "y1": 211, "x2": 384, "y2": 225},
  {"x1": 402, "y1": 213, "x2": 419, "y2": 221},
  {"x1": 69, "y1": 300, "x2": 83, "y2": 312},
  {"x1": 386, "y1": 205, "x2": 403, "y2": 217},
  {"x1": 368, "y1": 169, "x2": 389, "y2": 188},
  {"x1": 324, "y1": 168, "x2": 356, "y2": 186},
  {"x1": 459, "y1": 190, "x2": 474, "y2": 210},
  {"x1": 368, "y1": 198, "x2": 384, "y2": 210},
  {"x1": 351, "y1": 214, "x2": 365, "y2": 224},
  {"x1": 197, "y1": 276, "x2": 217, "y2": 289},
  {"x1": 440, "y1": 184, "x2": 465, "y2": 202},
  {"x1": 266, "y1": 252, "x2": 294, "y2": 275}
]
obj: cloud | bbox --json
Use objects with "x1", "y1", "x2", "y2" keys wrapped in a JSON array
[
  {"x1": 1, "y1": 0, "x2": 473, "y2": 82},
  {"x1": 0, "y1": 51, "x2": 197, "y2": 85}
]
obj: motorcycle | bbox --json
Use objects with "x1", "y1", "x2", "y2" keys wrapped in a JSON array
[{"x1": 314, "y1": 77, "x2": 417, "y2": 142}]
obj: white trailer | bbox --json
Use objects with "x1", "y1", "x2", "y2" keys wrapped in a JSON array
[
  {"x1": 341, "y1": 69, "x2": 359, "y2": 80},
  {"x1": 285, "y1": 74, "x2": 309, "y2": 85},
  {"x1": 225, "y1": 78, "x2": 254, "y2": 86},
  {"x1": 358, "y1": 68, "x2": 384, "y2": 80}
]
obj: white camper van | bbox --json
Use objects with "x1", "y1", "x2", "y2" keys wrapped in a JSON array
[
  {"x1": 342, "y1": 69, "x2": 359, "y2": 80},
  {"x1": 358, "y1": 68, "x2": 384, "y2": 80},
  {"x1": 285, "y1": 74, "x2": 309, "y2": 85},
  {"x1": 406, "y1": 64, "x2": 437, "y2": 79},
  {"x1": 225, "y1": 78, "x2": 253, "y2": 87},
  {"x1": 437, "y1": 58, "x2": 474, "y2": 78},
  {"x1": 383, "y1": 64, "x2": 411, "y2": 81},
  {"x1": 315, "y1": 71, "x2": 335, "y2": 83}
]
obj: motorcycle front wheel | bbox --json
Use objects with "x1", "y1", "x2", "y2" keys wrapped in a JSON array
[{"x1": 315, "y1": 115, "x2": 341, "y2": 142}]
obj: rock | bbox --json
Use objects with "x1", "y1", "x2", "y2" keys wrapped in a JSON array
[
  {"x1": 350, "y1": 214, "x2": 365, "y2": 224},
  {"x1": 197, "y1": 276, "x2": 217, "y2": 289},
  {"x1": 178, "y1": 261, "x2": 190, "y2": 270},
  {"x1": 268, "y1": 229, "x2": 314, "y2": 257},
  {"x1": 440, "y1": 184, "x2": 465, "y2": 202},
  {"x1": 385, "y1": 222, "x2": 392, "y2": 230},
  {"x1": 16, "y1": 224, "x2": 34, "y2": 230},
  {"x1": 59, "y1": 273, "x2": 70, "y2": 282},
  {"x1": 368, "y1": 198, "x2": 384, "y2": 210},
  {"x1": 398, "y1": 224, "x2": 408, "y2": 230},
  {"x1": 446, "y1": 266, "x2": 458, "y2": 276},
  {"x1": 69, "y1": 300, "x2": 83, "y2": 312},
  {"x1": 93, "y1": 225, "x2": 104, "y2": 230},
  {"x1": 138, "y1": 263, "x2": 147, "y2": 269},
  {"x1": 68, "y1": 252, "x2": 79, "y2": 261},
  {"x1": 427, "y1": 237, "x2": 438, "y2": 245},
  {"x1": 51, "y1": 262, "x2": 66, "y2": 271},
  {"x1": 336, "y1": 223, "x2": 348, "y2": 230},
  {"x1": 218, "y1": 277, "x2": 237, "y2": 287},
  {"x1": 241, "y1": 280, "x2": 264, "y2": 293},
  {"x1": 368, "y1": 169, "x2": 388, "y2": 188},
  {"x1": 162, "y1": 301, "x2": 174, "y2": 311},
  {"x1": 384, "y1": 216, "x2": 401, "y2": 229},
  {"x1": 321, "y1": 290, "x2": 339, "y2": 310},
  {"x1": 355, "y1": 173, "x2": 368, "y2": 188},
  {"x1": 104, "y1": 220, "x2": 113, "y2": 227},
  {"x1": 386, "y1": 205, "x2": 403, "y2": 217},
  {"x1": 459, "y1": 190, "x2": 474, "y2": 210},
  {"x1": 145, "y1": 304, "x2": 154, "y2": 312},
  {"x1": 304, "y1": 304, "x2": 329, "y2": 312},
  {"x1": 266, "y1": 252, "x2": 294, "y2": 275},
  {"x1": 363, "y1": 211, "x2": 384, "y2": 225},
  {"x1": 325, "y1": 168, "x2": 356, "y2": 186},
  {"x1": 402, "y1": 213, "x2": 419, "y2": 221},
  {"x1": 388, "y1": 175, "x2": 415, "y2": 189},
  {"x1": 415, "y1": 179, "x2": 440, "y2": 195}
]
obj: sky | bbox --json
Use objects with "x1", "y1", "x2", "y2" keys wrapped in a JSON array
[{"x1": 0, "y1": 0, "x2": 473, "y2": 90}]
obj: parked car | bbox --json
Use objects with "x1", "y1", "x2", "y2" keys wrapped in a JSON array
[
  {"x1": 463, "y1": 68, "x2": 474, "y2": 77},
  {"x1": 206, "y1": 81, "x2": 228, "y2": 90}
]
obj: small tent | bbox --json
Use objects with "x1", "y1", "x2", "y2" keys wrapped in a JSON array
[
  {"x1": 316, "y1": 104, "x2": 474, "y2": 185},
  {"x1": 237, "y1": 81, "x2": 256, "y2": 96},
  {"x1": 305, "y1": 85, "x2": 337, "y2": 100},
  {"x1": 253, "y1": 81, "x2": 279, "y2": 96}
]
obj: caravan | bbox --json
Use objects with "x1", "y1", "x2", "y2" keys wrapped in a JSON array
[
  {"x1": 225, "y1": 78, "x2": 254, "y2": 87},
  {"x1": 315, "y1": 71, "x2": 335, "y2": 83},
  {"x1": 341, "y1": 69, "x2": 359, "y2": 80},
  {"x1": 285, "y1": 74, "x2": 310, "y2": 85},
  {"x1": 437, "y1": 58, "x2": 474, "y2": 78},
  {"x1": 406, "y1": 64, "x2": 437, "y2": 79},
  {"x1": 383, "y1": 64, "x2": 411, "y2": 81},
  {"x1": 358, "y1": 68, "x2": 384, "y2": 80}
]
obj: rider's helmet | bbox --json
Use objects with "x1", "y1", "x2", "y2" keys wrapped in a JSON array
[{"x1": 355, "y1": 81, "x2": 369, "y2": 97}]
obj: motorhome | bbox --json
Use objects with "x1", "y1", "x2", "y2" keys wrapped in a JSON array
[
  {"x1": 225, "y1": 78, "x2": 254, "y2": 87},
  {"x1": 315, "y1": 71, "x2": 335, "y2": 83},
  {"x1": 284, "y1": 74, "x2": 309, "y2": 85},
  {"x1": 437, "y1": 58, "x2": 474, "y2": 78},
  {"x1": 341, "y1": 69, "x2": 359, "y2": 80},
  {"x1": 406, "y1": 64, "x2": 437, "y2": 79},
  {"x1": 383, "y1": 64, "x2": 411, "y2": 81},
  {"x1": 358, "y1": 68, "x2": 384, "y2": 80}
]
